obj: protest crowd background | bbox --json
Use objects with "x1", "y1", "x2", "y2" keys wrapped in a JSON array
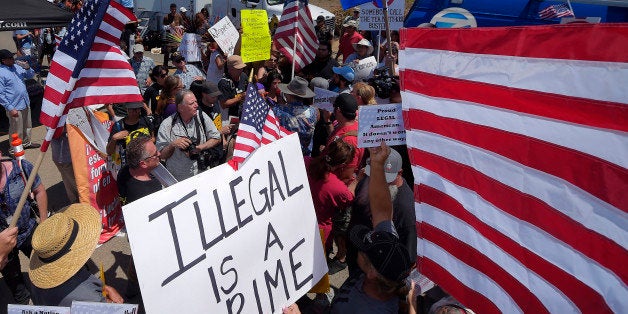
[{"x1": 0, "y1": 0, "x2": 626, "y2": 313}]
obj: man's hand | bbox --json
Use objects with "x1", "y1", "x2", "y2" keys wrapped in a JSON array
[
  {"x1": 171, "y1": 137, "x2": 192, "y2": 150},
  {"x1": 0, "y1": 227, "x2": 18, "y2": 270},
  {"x1": 111, "y1": 130, "x2": 129, "y2": 141},
  {"x1": 193, "y1": 75, "x2": 204, "y2": 81},
  {"x1": 10, "y1": 109, "x2": 19, "y2": 118},
  {"x1": 368, "y1": 140, "x2": 391, "y2": 166},
  {"x1": 103, "y1": 285, "x2": 124, "y2": 303}
]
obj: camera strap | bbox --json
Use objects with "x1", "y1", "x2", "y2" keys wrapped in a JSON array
[{"x1": 177, "y1": 112, "x2": 204, "y2": 144}]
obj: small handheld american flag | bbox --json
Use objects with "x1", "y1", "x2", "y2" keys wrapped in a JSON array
[{"x1": 538, "y1": 3, "x2": 574, "y2": 19}]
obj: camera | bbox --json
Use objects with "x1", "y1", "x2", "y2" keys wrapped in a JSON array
[
  {"x1": 185, "y1": 142, "x2": 212, "y2": 172},
  {"x1": 368, "y1": 67, "x2": 395, "y2": 99}
]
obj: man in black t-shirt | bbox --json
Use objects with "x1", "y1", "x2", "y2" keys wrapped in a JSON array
[{"x1": 117, "y1": 135, "x2": 162, "y2": 205}]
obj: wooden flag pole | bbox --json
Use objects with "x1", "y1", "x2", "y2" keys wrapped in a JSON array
[
  {"x1": 382, "y1": 0, "x2": 394, "y2": 76},
  {"x1": 9, "y1": 151, "x2": 46, "y2": 228}
]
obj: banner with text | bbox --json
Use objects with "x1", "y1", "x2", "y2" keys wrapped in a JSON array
[
  {"x1": 67, "y1": 108, "x2": 123, "y2": 243},
  {"x1": 241, "y1": 10, "x2": 272, "y2": 63},
  {"x1": 71, "y1": 301, "x2": 138, "y2": 313},
  {"x1": 123, "y1": 134, "x2": 327, "y2": 313},
  {"x1": 357, "y1": 103, "x2": 406, "y2": 147},
  {"x1": 359, "y1": 0, "x2": 405, "y2": 30},
  {"x1": 208, "y1": 16, "x2": 239, "y2": 57},
  {"x1": 350, "y1": 56, "x2": 378, "y2": 81},
  {"x1": 313, "y1": 87, "x2": 338, "y2": 113},
  {"x1": 8, "y1": 304, "x2": 70, "y2": 314},
  {"x1": 178, "y1": 33, "x2": 203, "y2": 62}
]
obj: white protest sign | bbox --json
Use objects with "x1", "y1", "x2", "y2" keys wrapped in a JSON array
[
  {"x1": 178, "y1": 33, "x2": 202, "y2": 62},
  {"x1": 208, "y1": 16, "x2": 239, "y2": 57},
  {"x1": 357, "y1": 103, "x2": 406, "y2": 147},
  {"x1": 350, "y1": 56, "x2": 378, "y2": 81},
  {"x1": 313, "y1": 87, "x2": 338, "y2": 113},
  {"x1": 7, "y1": 304, "x2": 70, "y2": 314},
  {"x1": 359, "y1": 0, "x2": 405, "y2": 30},
  {"x1": 123, "y1": 134, "x2": 327, "y2": 313},
  {"x1": 71, "y1": 301, "x2": 138, "y2": 314}
]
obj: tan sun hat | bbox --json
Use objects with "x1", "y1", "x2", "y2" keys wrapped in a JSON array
[{"x1": 29, "y1": 203, "x2": 102, "y2": 289}]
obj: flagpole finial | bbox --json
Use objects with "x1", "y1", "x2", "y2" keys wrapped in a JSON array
[{"x1": 249, "y1": 68, "x2": 255, "y2": 83}]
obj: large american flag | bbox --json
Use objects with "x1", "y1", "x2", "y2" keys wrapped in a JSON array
[
  {"x1": 231, "y1": 83, "x2": 290, "y2": 167},
  {"x1": 538, "y1": 3, "x2": 574, "y2": 19},
  {"x1": 39, "y1": 0, "x2": 142, "y2": 151},
  {"x1": 272, "y1": 0, "x2": 318, "y2": 72},
  {"x1": 400, "y1": 24, "x2": 627, "y2": 313}
]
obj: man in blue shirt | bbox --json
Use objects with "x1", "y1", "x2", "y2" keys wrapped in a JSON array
[{"x1": 0, "y1": 49, "x2": 39, "y2": 149}]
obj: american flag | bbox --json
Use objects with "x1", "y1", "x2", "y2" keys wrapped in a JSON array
[
  {"x1": 273, "y1": 0, "x2": 318, "y2": 72},
  {"x1": 400, "y1": 24, "x2": 627, "y2": 313},
  {"x1": 231, "y1": 83, "x2": 290, "y2": 167},
  {"x1": 39, "y1": 0, "x2": 142, "y2": 151},
  {"x1": 538, "y1": 3, "x2": 574, "y2": 19}
]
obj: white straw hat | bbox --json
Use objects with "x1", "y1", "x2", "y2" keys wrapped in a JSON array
[{"x1": 29, "y1": 203, "x2": 102, "y2": 289}]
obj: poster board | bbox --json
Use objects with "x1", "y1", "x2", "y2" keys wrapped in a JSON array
[
  {"x1": 7, "y1": 304, "x2": 70, "y2": 314},
  {"x1": 359, "y1": 0, "x2": 405, "y2": 31},
  {"x1": 357, "y1": 103, "x2": 406, "y2": 147},
  {"x1": 178, "y1": 33, "x2": 203, "y2": 62},
  {"x1": 71, "y1": 301, "x2": 139, "y2": 313},
  {"x1": 208, "y1": 16, "x2": 239, "y2": 57},
  {"x1": 123, "y1": 134, "x2": 327, "y2": 313},
  {"x1": 241, "y1": 10, "x2": 271, "y2": 63},
  {"x1": 349, "y1": 56, "x2": 378, "y2": 81},
  {"x1": 313, "y1": 87, "x2": 338, "y2": 113}
]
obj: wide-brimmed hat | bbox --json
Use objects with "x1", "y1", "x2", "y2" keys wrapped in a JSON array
[
  {"x1": 352, "y1": 38, "x2": 374, "y2": 55},
  {"x1": 132, "y1": 43, "x2": 144, "y2": 54},
  {"x1": 29, "y1": 204, "x2": 102, "y2": 289},
  {"x1": 350, "y1": 225, "x2": 412, "y2": 282},
  {"x1": 179, "y1": 6, "x2": 187, "y2": 12},
  {"x1": 227, "y1": 55, "x2": 246, "y2": 69},
  {"x1": 343, "y1": 19, "x2": 358, "y2": 28},
  {"x1": 278, "y1": 77, "x2": 315, "y2": 98}
]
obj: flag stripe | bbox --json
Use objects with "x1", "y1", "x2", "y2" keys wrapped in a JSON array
[
  {"x1": 420, "y1": 223, "x2": 549, "y2": 313},
  {"x1": 405, "y1": 109, "x2": 628, "y2": 212},
  {"x1": 419, "y1": 252, "x2": 505, "y2": 314},
  {"x1": 400, "y1": 48, "x2": 628, "y2": 104},
  {"x1": 273, "y1": 0, "x2": 318, "y2": 72},
  {"x1": 402, "y1": 70, "x2": 628, "y2": 133},
  {"x1": 399, "y1": 25, "x2": 628, "y2": 63},
  {"x1": 417, "y1": 186, "x2": 611, "y2": 313},
  {"x1": 408, "y1": 130, "x2": 626, "y2": 249},
  {"x1": 410, "y1": 146, "x2": 628, "y2": 282}
]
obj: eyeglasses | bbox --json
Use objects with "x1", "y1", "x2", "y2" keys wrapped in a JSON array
[{"x1": 143, "y1": 151, "x2": 159, "y2": 161}]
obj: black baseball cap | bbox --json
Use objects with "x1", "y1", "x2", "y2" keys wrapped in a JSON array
[
  {"x1": 333, "y1": 93, "x2": 358, "y2": 120},
  {"x1": 0, "y1": 49, "x2": 15, "y2": 60},
  {"x1": 350, "y1": 225, "x2": 412, "y2": 282}
]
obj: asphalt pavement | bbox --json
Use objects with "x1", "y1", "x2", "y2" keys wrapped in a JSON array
[{"x1": 0, "y1": 31, "x2": 347, "y2": 313}]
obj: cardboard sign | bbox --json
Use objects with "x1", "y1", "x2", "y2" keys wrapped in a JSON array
[
  {"x1": 71, "y1": 301, "x2": 138, "y2": 313},
  {"x1": 123, "y1": 134, "x2": 327, "y2": 313},
  {"x1": 357, "y1": 103, "x2": 406, "y2": 147},
  {"x1": 208, "y1": 16, "x2": 239, "y2": 57},
  {"x1": 241, "y1": 10, "x2": 272, "y2": 63},
  {"x1": 359, "y1": 0, "x2": 405, "y2": 30},
  {"x1": 350, "y1": 56, "x2": 378, "y2": 81},
  {"x1": 313, "y1": 87, "x2": 338, "y2": 113},
  {"x1": 178, "y1": 33, "x2": 203, "y2": 62},
  {"x1": 7, "y1": 304, "x2": 70, "y2": 314}
]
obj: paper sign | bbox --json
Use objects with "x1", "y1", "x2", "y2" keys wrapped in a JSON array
[
  {"x1": 208, "y1": 16, "x2": 239, "y2": 57},
  {"x1": 71, "y1": 301, "x2": 139, "y2": 313},
  {"x1": 357, "y1": 103, "x2": 406, "y2": 147},
  {"x1": 241, "y1": 10, "x2": 272, "y2": 63},
  {"x1": 178, "y1": 33, "x2": 203, "y2": 62},
  {"x1": 123, "y1": 134, "x2": 327, "y2": 313},
  {"x1": 313, "y1": 87, "x2": 338, "y2": 113},
  {"x1": 350, "y1": 56, "x2": 378, "y2": 81},
  {"x1": 359, "y1": 0, "x2": 405, "y2": 30},
  {"x1": 8, "y1": 304, "x2": 70, "y2": 314}
]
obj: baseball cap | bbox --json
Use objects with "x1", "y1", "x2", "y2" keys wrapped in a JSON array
[
  {"x1": 0, "y1": 49, "x2": 15, "y2": 60},
  {"x1": 333, "y1": 93, "x2": 358, "y2": 119},
  {"x1": 343, "y1": 19, "x2": 359, "y2": 28},
  {"x1": 170, "y1": 3, "x2": 176, "y2": 8},
  {"x1": 316, "y1": 15, "x2": 325, "y2": 22},
  {"x1": 201, "y1": 81, "x2": 222, "y2": 97},
  {"x1": 350, "y1": 225, "x2": 412, "y2": 282},
  {"x1": 180, "y1": 6, "x2": 187, "y2": 12},
  {"x1": 365, "y1": 148, "x2": 402, "y2": 183},
  {"x1": 171, "y1": 54, "x2": 185, "y2": 63},
  {"x1": 227, "y1": 55, "x2": 246, "y2": 69},
  {"x1": 132, "y1": 44, "x2": 144, "y2": 54},
  {"x1": 332, "y1": 66, "x2": 355, "y2": 82}
]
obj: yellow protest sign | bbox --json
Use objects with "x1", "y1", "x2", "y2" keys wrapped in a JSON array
[{"x1": 241, "y1": 10, "x2": 272, "y2": 63}]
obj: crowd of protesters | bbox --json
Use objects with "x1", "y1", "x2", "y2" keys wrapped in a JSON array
[{"x1": 0, "y1": 3, "x2": 477, "y2": 313}]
